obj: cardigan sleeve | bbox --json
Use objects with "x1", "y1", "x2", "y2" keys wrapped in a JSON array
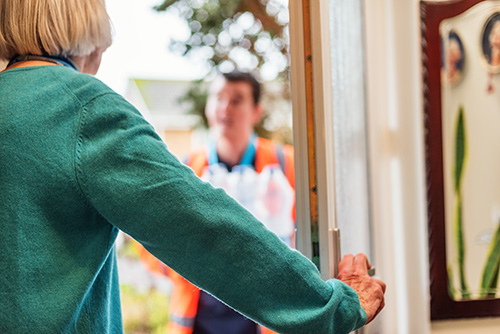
[{"x1": 75, "y1": 92, "x2": 367, "y2": 334}]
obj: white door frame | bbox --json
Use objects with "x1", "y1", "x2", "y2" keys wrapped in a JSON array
[
  {"x1": 289, "y1": 0, "x2": 431, "y2": 333},
  {"x1": 289, "y1": 0, "x2": 338, "y2": 280}
]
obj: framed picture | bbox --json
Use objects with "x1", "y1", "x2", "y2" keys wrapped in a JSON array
[
  {"x1": 480, "y1": 12, "x2": 500, "y2": 72},
  {"x1": 421, "y1": 0, "x2": 500, "y2": 320},
  {"x1": 442, "y1": 30, "x2": 466, "y2": 86}
]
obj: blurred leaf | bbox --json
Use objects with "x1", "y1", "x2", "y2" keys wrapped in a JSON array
[
  {"x1": 454, "y1": 194, "x2": 469, "y2": 298},
  {"x1": 120, "y1": 285, "x2": 169, "y2": 333},
  {"x1": 454, "y1": 106, "x2": 467, "y2": 191},
  {"x1": 117, "y1": 235, "x2": 141, "y2": 259},
  {"x1": 480, "y1": 223, "x2": 500, "y2": 298},
  {"x1": 453, "y1": 106, "x2": 469, "y2": 299},
  {"x1": 447, "y1": 266, "x2": 456, "y2": 299}
]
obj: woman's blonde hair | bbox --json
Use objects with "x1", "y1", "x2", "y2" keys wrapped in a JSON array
[{"x1": 0, "y1": 0, "x2": 112, "y2": 61}]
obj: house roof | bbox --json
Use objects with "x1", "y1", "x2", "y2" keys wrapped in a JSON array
[{"x1": 126, "y1": 78, "x2": 193, "y2": 115}]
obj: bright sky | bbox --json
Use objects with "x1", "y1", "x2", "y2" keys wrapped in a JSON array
[{"x1": 97, "y1": 0, "x2": 205, "y2": 94}]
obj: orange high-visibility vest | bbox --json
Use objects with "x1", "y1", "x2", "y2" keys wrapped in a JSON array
[{"x1": 136, "y1": 137, "x2": 295, "y2": 334}]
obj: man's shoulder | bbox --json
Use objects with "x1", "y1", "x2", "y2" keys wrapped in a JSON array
[
  {"x1": 255, "y1": 137, "x2": 294, "y2": 178},
  {"x1": 256, "y1": 137, "x2": 293, "y2": 157}
]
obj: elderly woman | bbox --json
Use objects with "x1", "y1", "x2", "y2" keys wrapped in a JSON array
[{"x1": 0, "y1": 1, "x2": 385, "y2": 333}]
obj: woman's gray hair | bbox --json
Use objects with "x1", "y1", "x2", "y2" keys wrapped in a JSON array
[{"x1": 0, "y1": 0, "x2": 112, "y2": 61}]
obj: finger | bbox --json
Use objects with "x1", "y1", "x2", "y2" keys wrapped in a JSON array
[
  {"x1": 338, "y1": 254, "x2": 355, "y2": 272},
  {"x1": 373, "y1": 278, "x2": 386, "y2": 293},
  {"x1": 374, "y1": 298, "x2": 385, "y2": 318},
  {"x1": 342, "y1": 254, "x2": 355, "y2": 262},
  {"x1": 378, "y1": 299, "x2": 385, "y2": 314},
  {"x1": 367, "y1": 291, "x2": 385, "y2": 324},
  {"x1": 367, "y1": 302, "x2": 384, "y2": 325},
  {"x1": 353, "y1": 253, "x2": 369, "y2": 270}
]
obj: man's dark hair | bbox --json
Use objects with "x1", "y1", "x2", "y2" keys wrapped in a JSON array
[{"x1": 223, "y1": 71, "x2": 261, "y2": 105}]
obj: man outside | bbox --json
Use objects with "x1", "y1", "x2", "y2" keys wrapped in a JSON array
[{"x1": 137, "y1": 71, "x2": 295, "y2": 334}]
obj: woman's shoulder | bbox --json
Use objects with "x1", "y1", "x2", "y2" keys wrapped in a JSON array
[{"x1": 50, "y1": 66, "x2": 120, "y2": 106}]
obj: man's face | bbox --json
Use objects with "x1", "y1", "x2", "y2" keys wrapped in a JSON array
[{"x1": 205, "y1": 78, "x2": 262, "y2": 140}]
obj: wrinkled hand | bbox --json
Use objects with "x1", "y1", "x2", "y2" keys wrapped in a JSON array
[{"x1": 337, "y1": 253, "x2": 386, "y2": 324}]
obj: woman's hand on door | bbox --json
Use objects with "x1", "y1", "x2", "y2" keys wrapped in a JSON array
[{"x1": 337, "y1": 253, "x2": 386, "y2": 324}]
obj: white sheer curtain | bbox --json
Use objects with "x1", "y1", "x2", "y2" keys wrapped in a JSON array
[
  {"x1": 364, "y1": 0, "x2": 429, "y2": 333},
  {"x1": 329, "y1": 0, "x2": 372, "y2": 260}
]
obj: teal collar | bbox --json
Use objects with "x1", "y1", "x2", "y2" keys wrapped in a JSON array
[{"x1": 208, "y1": 134, "x2": 257, "y2": 167}]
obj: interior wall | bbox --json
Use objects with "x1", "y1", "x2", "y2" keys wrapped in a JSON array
[{"x1": 365, "y1": 0, "x2": 500, "y2": 333}]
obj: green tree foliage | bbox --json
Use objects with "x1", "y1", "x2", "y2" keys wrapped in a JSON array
[
  {"x1": 155, "y1": 0, "x2": 289, "y2": 78},
  {"x1": 155, "y1": 0, "x2": 292, "y2": 144}
]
